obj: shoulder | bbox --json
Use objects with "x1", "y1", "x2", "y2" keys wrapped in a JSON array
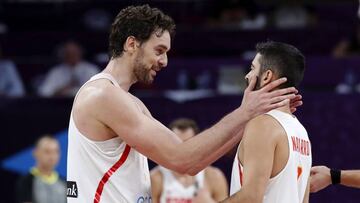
[
  {"x1": 205, "y1": 166, "x2": 225, "y2": 178},
  {"x1": 75, "y1": 80, "x2": 136, "y2": 119},
  {"x1": 150, "y1": 166, "x2": 164, "y2": 192},
  {"x1": 244, "y1": 114, "x2": 285, "y2": 141},
  {"x1": 128, "y1": 93, "x2": 152, "y2": 117},
  {"x1": 81, "y1": 81, "x2": 129, "y2": 105},
  {"x1": 204, "y1": 166, "x2": 226, "y2": 183},
  {"x1": 128, "y1": 93, "x2": 143, "y2": 104}
]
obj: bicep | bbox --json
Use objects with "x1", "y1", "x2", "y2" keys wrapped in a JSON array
[{"x1": 98, "y1": 89, "x2": 182, "y2": 166}]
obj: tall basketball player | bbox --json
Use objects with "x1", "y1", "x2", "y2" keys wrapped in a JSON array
[
  {"x1": 222, "y1": 41, "x2": 311, "y2": 203},
  {"x1": 66, "y1": 5, "x2": 301, "y2": 203},
  {"x1": 151, "y1": 118, "x2": 228, "y2": 203}
]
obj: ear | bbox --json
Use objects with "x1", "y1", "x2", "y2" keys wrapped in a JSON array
[
  {"x1": 261, "y1": 69, "x2": 274, "y2": 86},
  {"x1": 123, "y1": 36, "x2": 139, "y2": 54}
]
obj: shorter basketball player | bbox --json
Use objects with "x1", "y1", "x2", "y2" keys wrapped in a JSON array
[
  {"x1": 223, "y1": 41, "x2": 312, "y2": 203},
  {"x1": 151, "y1": 118, "x2": 228, "y2": 203}
]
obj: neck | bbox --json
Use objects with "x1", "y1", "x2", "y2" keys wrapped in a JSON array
[
  {"x1": 172, "y1": 171, "x2": 192, "y2": 179},
  {"x1": 36, "y1": 165, "x2": 53, "y2": 176},
  {"x1": 275, "y1": 104, "x2": 292, "y2": 115},
  {"x1": 102, "y1": 57, "x2": 137, "y2": 92}
]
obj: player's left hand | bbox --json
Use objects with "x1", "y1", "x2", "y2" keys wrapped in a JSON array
[
  {"x1": 310, "y1": 165, "x2": 331, "y2": 193},
  {"x1": 290, "y1": 94, "x2": 303, "y2": 113}
]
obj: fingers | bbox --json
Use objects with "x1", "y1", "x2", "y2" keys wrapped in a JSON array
[
  {"x1": 260, "y1": 77, "x2": 287, "y2": 92},
  {"x1": 291, "y1": 101, "x2": 303, "y2": 107},
  {"x1": 270, "y1": 94, "x2": 296, "y2": 105},
  {"x1": 311, "y1": 166, "x2": 324, "y2": 172},
  {"x1": 268, "y1": 87, "x2": 298, "y2": 98},
  {"x1": 291, "y1": 94, "x2": 302, "y2": 102},
  {"x1": 290, "y1": 101, "x2": 303, "y2": 113},
  {"x1": 266, "y1": 99, "x2": 290, "y2": 111},
  {"x1": 245, "y1": 76, "x2": 257, "y2": 93}
]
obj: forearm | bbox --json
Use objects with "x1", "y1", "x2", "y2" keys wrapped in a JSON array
[
  {"x1": 175, "y1": 107, "x2": 250, "y2": 174},
  {"x1": 187, "y1": 129, "x2": 243, "y2": 175},
  {"x1": 341, "y1": 170, "x2": 360, "y2": 188}
]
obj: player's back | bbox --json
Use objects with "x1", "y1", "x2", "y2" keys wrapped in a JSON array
[{"x1": 230, "y1": 109, "x2": 312, "y2": 203}]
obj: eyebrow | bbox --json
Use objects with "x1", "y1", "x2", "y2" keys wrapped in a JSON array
[{"x1": 156, "y1": 44, "x2": 170, "y2": 51}]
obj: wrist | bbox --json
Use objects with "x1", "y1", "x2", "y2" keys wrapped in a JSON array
[
  {"x1": 330, "y1": 169, "x2": 341, "y2": 185},
  {"x1": 237, "y1": 106, "x2": 252, "y2": 122}
]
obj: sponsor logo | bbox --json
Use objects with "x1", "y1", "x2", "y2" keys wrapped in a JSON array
[
  {"x1": 67, "y1": 181, "x2": 78, "y2": 198},
  {"x1": 137, "y1": 196, "x2": 152, "y2": 203}
]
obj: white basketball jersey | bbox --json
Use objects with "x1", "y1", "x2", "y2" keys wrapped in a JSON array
[
  {"x1": 67, "y1": 73, "x2": 151, "y2": 203},
  {"x1": 159, "y1": 167, "x2": 205, "y2": 203},
  {"x1": 230, "y1": 110, "x2": 312, "y2": 203}
]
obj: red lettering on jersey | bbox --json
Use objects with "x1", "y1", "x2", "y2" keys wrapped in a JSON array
[
  {"x1": 291, "y1": 136, "x2": 310, "y2": 156},
  {"x1": 291, "y1": 136, "x2": 297, "y2": 151},
  {"x1": 166, "y1": 198, "x2": 192, "y2": 203}
]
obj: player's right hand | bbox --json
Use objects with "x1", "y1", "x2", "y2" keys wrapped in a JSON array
[{"x1": 241, "y1": 76, "x2": 297, "y2": 119}]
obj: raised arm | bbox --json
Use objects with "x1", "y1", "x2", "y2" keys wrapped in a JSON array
[{"x1": 93, "y1": 77, "x2": 295, "y2": 175}]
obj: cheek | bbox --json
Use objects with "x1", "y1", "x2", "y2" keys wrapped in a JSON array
[{"x1": 246, "y1": 71, "x2": 255, "y2": 79}]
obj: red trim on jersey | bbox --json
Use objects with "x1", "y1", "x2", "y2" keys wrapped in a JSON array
[
  {"x1": 94, "y1": 144, "x2": 131, "y2": 203},
  {"x1": 238, "y1": 163, "x2": 243, "y2": 186}
]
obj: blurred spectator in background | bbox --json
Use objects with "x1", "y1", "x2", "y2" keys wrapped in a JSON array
[
  {"x1": 208, "y1": 0, "x2": 266, "y2": 30},
  {"x1": 333, "y1": 22, "x2": 360, "y2": 94},
  {"x1": 0, "y1": 45, "x2": 25, "y2": 97},
  {"x1": 37, "y1": 40, "x2": 99, "y2": 97},
  {"x1": 151, "y1": 118, "x2": 228, "y2": 203},
  {"x1": 272, "y1": 0, "x2": 316, "y2": 29},
  {"x1": 16, "y1": 135, "x2": 66, "y2": 203},
  {"x1": 333, "y1": 22, "x2": 360, "y2": 58}
]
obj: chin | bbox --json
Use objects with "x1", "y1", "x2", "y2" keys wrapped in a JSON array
[{"x1": 140, "y1": 78, "x2": 154, "y2": 85}]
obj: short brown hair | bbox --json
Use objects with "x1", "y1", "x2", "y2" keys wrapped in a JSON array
[
  {"x1": 35, "y1": 134, "x2": 57, "y2": 149},
  {"x1": 109, "y1": 4, "x2": 176, "y2": 58},
  {"x1": 169, "y1": 118, "x2": 199, "y2": 134}
]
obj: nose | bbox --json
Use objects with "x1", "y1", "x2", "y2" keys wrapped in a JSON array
[
  {"x1": 158, "y1": 53, "x2": 168, "y2": 68},
  {"x1": 245, "y1": 72, "x2": 250, "y2": 81}
]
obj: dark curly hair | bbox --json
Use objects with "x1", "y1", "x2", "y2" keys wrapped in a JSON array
[{"x1": 109, "y1": 4, "x2": 176, "y2": 58}]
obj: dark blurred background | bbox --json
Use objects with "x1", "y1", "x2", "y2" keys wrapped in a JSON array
[{"x1": 0, "y1": 0, "x2": 360, "y2": 202}]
